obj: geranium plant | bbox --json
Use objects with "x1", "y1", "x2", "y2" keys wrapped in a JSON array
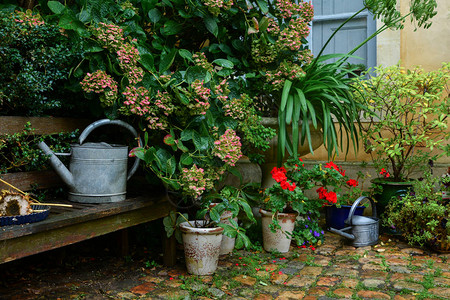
[
  {"x1": 262, "y1": 156, "x2": 325, "y2": 246},
  {"x1": 354, "y1": 63, "x2": 450, "y2": 182},
  {"x1": 307, "y1": 162, "x2": 366, "y2": 208}
]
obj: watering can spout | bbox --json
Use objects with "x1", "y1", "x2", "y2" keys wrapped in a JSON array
[
  {"x1": 329, "y1": 227, "x2": 355, "y2": 240},
  {"x1": 38, "y1": 141, "x2": 75, "y2": 190}
]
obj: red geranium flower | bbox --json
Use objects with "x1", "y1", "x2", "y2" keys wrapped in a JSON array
[
  {"x1": 346, "y1": 179, "x2": 359, "y2": 187},
  {"x1": 280, "y1": 180, "x2": 290, "y2": 190},
  {"x1": 272, "y1": 172, "x2": 287, "y2": 183},
  {"x1": 324, "y1": 161, "x2": 339, "y2": 171},
  {"x1": 288, "y1": 182, "x2": 297, "y2": 191},
  {"x1": 325, "y1": 191, "x2": 337, "y2": 204},
  {"x1": 316, "y1": 187, "x2": 326, "y2": 199},
  {"x1": 379, "y1": 168, "x2": 390, "y2": 178}
]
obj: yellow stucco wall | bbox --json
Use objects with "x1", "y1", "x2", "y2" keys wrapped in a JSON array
[
  {"x1": 303, "y1": 0, "x2": 449, "y2": 169},
  {"x1": 401, "y1": 0, "x2": 450, "y2": 71}
]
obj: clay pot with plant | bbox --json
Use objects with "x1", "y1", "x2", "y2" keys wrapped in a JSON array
[
  {"x1": 384, "y1": 173, "x2": 450, "y2": 252},
  {"x1": 261, "y1": 156, "x2": 325, "y2": 253},
  {"x1": 353, "y1": 63, "x2": 450, "y2": 216}
]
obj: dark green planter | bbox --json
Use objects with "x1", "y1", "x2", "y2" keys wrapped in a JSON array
[{"x1": 371, "y1": 178, "x2": 414, "y2": 218}]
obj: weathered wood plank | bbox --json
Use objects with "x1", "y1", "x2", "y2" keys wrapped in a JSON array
[
  {"x1": 0, "y1": 170, "x2": 63, "y2": 191},
  {"x1": 0, "y1": 193, "x2": 171, "y2": 241},
  {"x1": 0, "y1": 116, "x2": 92, "y2": 136},
  {"x1": 0, "y1": 199, "x2": 172, "y2": 263}
]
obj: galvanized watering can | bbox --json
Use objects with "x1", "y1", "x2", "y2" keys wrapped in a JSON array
[
  {"x1": 329, "y1": 196, "x2": 379, "y2": 247},
  {"x1": 38, "y1": 119, "x2": 140, "y2": 203}
]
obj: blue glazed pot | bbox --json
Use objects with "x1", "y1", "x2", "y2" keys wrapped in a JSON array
[{"x1": 326, "y1": 205, "x2": 365, "y2": 230}]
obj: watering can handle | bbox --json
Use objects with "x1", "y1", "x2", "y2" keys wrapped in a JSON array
[
  {"x1": 79, "y1": 119, "x2": 141, "y2": 180},
  {"x1": 347, "y1": 196, "x2": 377, "y2": 226}
]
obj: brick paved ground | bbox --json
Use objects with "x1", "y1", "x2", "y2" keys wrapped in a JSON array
[
  {"x1": 126, "y1": 233, "x2": 449, "y2": 300},
  {"x1": 1, "y1": 232, "x2": 449, "y2": 299}
]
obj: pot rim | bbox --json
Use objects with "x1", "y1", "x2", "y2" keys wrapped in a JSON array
[
  {"x1": 371, "y1": 178, "x2": 415, "y2": 185},
  {"x1": 259, "y1": 208, "x2": 298, "y2": 219},
  {"x1": 179, "y1": 220, "x2": 224, "y2": 235}
]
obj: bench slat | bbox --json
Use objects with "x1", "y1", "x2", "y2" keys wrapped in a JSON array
[
  {"x1": 0, "y1": 116, "x2": 92, "y2": 136},
  {"x1": 0, "y1": 196, "x2": 172, "y2": 263},
  {"x1": 0, "y1": 170, "x2": 63, "y2": 191}
]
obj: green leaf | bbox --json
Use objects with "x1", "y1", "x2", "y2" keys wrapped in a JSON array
[
  {"x1": 277, "y1": 109, "x2": 287, "y2": 165},
  {"x1": 176, "y1": 140, "x2": 189, "y2": 152},
  {"x1": 140, "y1": 53, "x2": 155, "y2": 72},
  {"x1": 141, "y1": 0, "x2": 158, "y2": 14},
  {"x1": 281, "y1": 80, "x2": 293, "y2": 111},
  {"x1": 179, "y1": 49, "x2": 193, "y2": 62},
  {"x1": 219, "y1": 224, "x2": 237, "y2": 238},
  {"x1": 166, "y1": 156, "x2": 177, "y2": 176},
  {"x1": 186, "y1": 66, "x2": 206, "y2": 84},
  {"x1": 148, "y1": 8, "x2": 162, "y2": 23},
  {"x1": 218, "y1": 44, "x2": 233, "y2": 56},
  {"x1": 259, "y1": 17, "x2": 269, "y2": 32},
  {"x1": 193, "y1": 133, "x2": 209, "y2": 151},
  {"x1": 155, "y1": 148, "x2": 171, "y2": 171},
  {"x1": 210, "y1": 208, "x2": 222, "y2": 224},
  {"x1": 213, "y1": 59, "x2": 234, "y2": 69},
  {"x1": 204, "y1": 16, "x2": 218, "y2": 37},
  {"x1": 159, "y1": 48, "x2": 177, "y2": 73},
  {"x1": 161, "y1": 20, "x2": 182, "y2": 36},
  {"x1": 163, "y1": 215, "x2": 175, "y2": 237},
  {"x1": 58, "y1": 13, "x2": 85, "y2": 31},
  {"x1": 239, "y1": 201, "x2": 256, "y2": 223},
  {"x1": 48, "y1": 1, "x2": 65, "y2": 14},
  {"x1": 180, "y1": 129, "x2": 194, "y2": 141},
  {"x1": 217, "y1": 69, "x2": 233, "y2": 77},
  {"x1": 143, "y1": 147, "x2": 156, "y2": 164},
  {"x1": 285, "y1": 94, "x2": 294, "y2": 125},
  {"x1": 180, "y1": 153, "x2": 193, "y2": 165},
  {"x1": 256, "y1": 0, "x2": 269, "y2": 14}
]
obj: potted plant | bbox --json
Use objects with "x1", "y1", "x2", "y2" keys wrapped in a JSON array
[
  {"x1": 163, "y1": 183, "x2": 256, "y2": 274},
  {"x1": 353, "y1": 63, "x2": 450, "y2": 216},
  {"x1": 441, "y1": 167, "x2": 450, "y2": 200},
  {"x1": 261, "y1": 156, "x2": 324, "y2": 253},
  {"x1": 384, "y1": 173, "x2": 450, "y2": 252},
  {"x1": 164, "y1": 211, "x2": 225, "y2": 275},
  {"x1": 204, "y1": 183, "x2": 258, "y2": 255},
  {"x1": 292, "y1": 161, "x2": 369, "y2": 230}
]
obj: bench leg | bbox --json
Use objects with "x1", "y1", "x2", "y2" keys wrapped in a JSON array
[
  {"x1": 161, "y1": 223, "x2": 177, "y2": 267},
  {"x1": 116, "y1": 229, "x2": 129, "y2": 257}
]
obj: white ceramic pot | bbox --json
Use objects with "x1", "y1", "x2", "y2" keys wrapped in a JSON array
[
  {"x1": 218, "y1": 210, "x2": 238, "y2": 255},
  {"x1": 260, "y1": 209, "x2": 297, "y2": 253},
  {"x1": 209, "y1": 203, "x2": 237, "y2": 255},
  {"x1": 179, "y1": 221, "x2": 224, "y2": 275}
]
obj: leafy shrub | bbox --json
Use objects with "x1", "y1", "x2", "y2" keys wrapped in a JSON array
[
  {"x1": 384, "y1": 173, "x2": 449, "y2": 249},
  {"x1": 0, "y1": 10, "x2": 83, "y2": 116},
  {"x1": 0, "y1": 122, "x2": 79, "y2": 173}
]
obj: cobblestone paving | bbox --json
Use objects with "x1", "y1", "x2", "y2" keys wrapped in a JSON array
[{"x1": 1, "y1": 232, "x2": 449, "y2": 299}]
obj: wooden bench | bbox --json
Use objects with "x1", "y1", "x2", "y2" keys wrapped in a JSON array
[{"x1": 0, "y1": 117, "x2": 176, "y2": 265}]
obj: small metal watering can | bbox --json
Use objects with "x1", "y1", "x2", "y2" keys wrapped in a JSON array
[
  {"x1": 329, "y1": 196, "x2": 379, "y2": 247},
  {"x1": 38, "y1": 119, "x2": 141, "y2": 203}
]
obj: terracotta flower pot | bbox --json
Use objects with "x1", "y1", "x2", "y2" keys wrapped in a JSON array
[
  {"x1": 260, "y1": 209, "x2": 297, "y2": 253},
  {"x1": 179, "y1": 221, "x2": 224, "y2": 275}
]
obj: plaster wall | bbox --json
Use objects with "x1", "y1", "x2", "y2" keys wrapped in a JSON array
[{"x1": 300, "y1": 0, "x2": 449, "y2": 175}]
